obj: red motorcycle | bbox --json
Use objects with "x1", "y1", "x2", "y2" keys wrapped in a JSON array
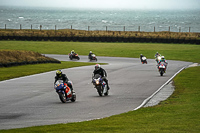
[{"x1": 69, "y1": 53, "x2": 80, "y2": 60}]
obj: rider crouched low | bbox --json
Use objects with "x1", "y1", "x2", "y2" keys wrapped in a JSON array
[
  {"x1": 54, "y1": 69, "x2": 74, "y2": 92},
  {"x1": 93, "y1": 64, "x2": 110, "y2": 90}
]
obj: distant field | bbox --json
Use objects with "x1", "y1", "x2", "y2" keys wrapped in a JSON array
[{"x1": 0, "y1": 41, "x2": 200, "y2": 63}]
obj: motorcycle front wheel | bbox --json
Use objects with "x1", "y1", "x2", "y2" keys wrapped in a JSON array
[
  {"x1": 96, "y1": 85, "x2": 103, "y2": 96},
  {"x1": 58, "y1": 92, "x2": 67, "y2": 103},
  {"x1": 160, "y1": 69, "x2": 164, "y2": 76}
]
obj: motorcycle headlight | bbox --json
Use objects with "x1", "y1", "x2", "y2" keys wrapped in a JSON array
[{"x1": 96, "y1": 80, "x2": 99, "y2": 85}]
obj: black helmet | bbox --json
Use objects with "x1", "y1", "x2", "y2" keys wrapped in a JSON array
[{"x1": 56, "y1": 69, "x2": 62, "y2": 77}]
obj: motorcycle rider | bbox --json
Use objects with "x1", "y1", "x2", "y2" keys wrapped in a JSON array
[
  {"x1": 155, "y1": 52, "x2": 161, "y2": 58},
  {"x1": 140, "y1": 54, "x2": 144, "y2": 62},
  {"x1": 88, "y1": 51, "x2": 94, "y2": 60},
  {"x1": 158, "y1": 56, "x2": 168, "y2": 72},
  {"x1": 93, "y1": 64, "x2": 110, "y2": 90},
  {"x1": 54, "y1": 69, "x2": 74, "y2": 92}
]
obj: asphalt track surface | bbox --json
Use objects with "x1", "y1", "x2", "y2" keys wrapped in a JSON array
[{"x1": 0, "y1": 55, "x2": 192, "y2": 129}]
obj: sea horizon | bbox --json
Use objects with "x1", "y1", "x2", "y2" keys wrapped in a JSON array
[{"x1": 0, "y1": 5, "x2": 200, "y2": 32}]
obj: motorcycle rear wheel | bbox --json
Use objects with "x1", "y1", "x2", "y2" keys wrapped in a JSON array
[{"x1": 71, "y1": 92, "x2": 76, "y2": 102}]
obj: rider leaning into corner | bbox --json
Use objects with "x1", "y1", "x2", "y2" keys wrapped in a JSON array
[
  {"x1": 93, "y1": 64, "x2": 110, "y2": 90},
  {"x1": 54, "y1": 69, "x2": 74, "y2": 92},
  {"x1": 70, "y1": 50, "x2": 75, "y2": 55},
  {"x1": 158, "y1": 56, "x2": 168, "y2": 71}
]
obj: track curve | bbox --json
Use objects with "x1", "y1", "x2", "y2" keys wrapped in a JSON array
[{"x1": 0, "y1": 55, "x2": 192, "y2": 129}]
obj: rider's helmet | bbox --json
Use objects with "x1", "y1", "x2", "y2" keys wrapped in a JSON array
[
  {"x1": 95, "y1": 64, "x2": 101, "y2": 71},
  {"x1": 56, "y1": 69, "x2": 62, "y2": 77},
  {"x1": 72, "y1": 50, "x2": 74, "y2": 52},
  {"x1": 90, "y1": 51, "x2": 92, "y2": 53},
  {"x1": 161, "y1": 56, "x2": 165, "y2": 60}
]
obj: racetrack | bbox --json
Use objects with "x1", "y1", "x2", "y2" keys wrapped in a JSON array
[{"x1": 0, "y1": 55, "x2": 192, "y2": 129}]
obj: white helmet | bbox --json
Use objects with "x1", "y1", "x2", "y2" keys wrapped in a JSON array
[{"x1": 161, "y1": 56, "x2": 165, "y2": 59}]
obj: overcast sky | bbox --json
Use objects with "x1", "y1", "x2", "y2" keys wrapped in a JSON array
[{"x1": 0, "y1": 0, "x2": 200, "y2": 10}]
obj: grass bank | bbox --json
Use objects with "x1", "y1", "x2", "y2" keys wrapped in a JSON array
[
  {"x1": 1, "y1": 66, "x2": 199, "y2": 133},
  {"x1": 0, "y1": 50, "x2": 60, "y2": 67},
  {"x1": 0, "y1": 41, "x2": 200, "y2": 63}
]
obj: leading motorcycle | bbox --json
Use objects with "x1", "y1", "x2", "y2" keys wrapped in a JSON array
[
  {"x1": 69, "y1": 53, "x2": 80, "y2": 60},
  {"x1": 92, "y1": 74, "x2": 108, "y2": 96},
  {"x1": 54, "y1": 80, "x2": 76, "y2": 103}
]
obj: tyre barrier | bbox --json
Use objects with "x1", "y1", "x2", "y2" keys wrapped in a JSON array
[
  {"x1": 0, "y1": 35, "x2": 199, "y2": 44},
  {"x1": 0, "y1": 60, "x2": 61, "y2": 68}
]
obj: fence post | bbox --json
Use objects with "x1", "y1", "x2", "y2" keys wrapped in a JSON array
[
  {"x1": 169, "y1": 26, "x2": 170, "y2": 32},
  {"x1": 179, "y1": 27, "x2": 181, "y2": 32},
  {"x1": 88, "y1": 26, "x2": 90, "y2": 31},
  {"x1": 154, "y1": 26, "x2": 155, "y2": 32},
  {"x1": 189, "y1": 27, "x2": 191, "y2": 32},
  {"x1": 31, "y1": 25, "x2": 32, "y2": 30},
  {"x1": 106, "y1": 26, "x2": 107, "y2": 32},
  {"x1": 5, "y1": 24, "x2": 6, "y2": 30},
  {"x1": 138, "y1": 26, "x2": 140, "y2": 32},
  {"x1": 124, "y1": 26, "x2": 125, "y2": 32},
  {"x1": 40, "y1": 25, "x2": 42, "y2": 31},
  {"x1": 71, "y1": 25, "x2": 72, "y2": 30},
  {"x1": 20, "y1": 24, "x2": 22, "y2": 30},
  {"x1": 55, "y1": 25, "x2": 57, "y2": 34}
]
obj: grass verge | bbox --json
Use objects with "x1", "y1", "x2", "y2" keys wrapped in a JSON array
[
  {"x1": 0, "y1": 41, "x2": 200, "y2": 63},
  {"x1": 1, "y1": 66, "x2": 199, "y2": 133},
  {"x1": 0, "y1": 61, "x2": 104, "y2": 81}
]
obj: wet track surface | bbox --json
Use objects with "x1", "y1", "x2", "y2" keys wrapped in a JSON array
[{"x1": 0, "y1": 55, "x2": 192, "y2": 129}]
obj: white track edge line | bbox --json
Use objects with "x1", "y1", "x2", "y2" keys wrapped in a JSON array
[{"x1": 133, "y1": 66, "x2": 186, "y2": 110}]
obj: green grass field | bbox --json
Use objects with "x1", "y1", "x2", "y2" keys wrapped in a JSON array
[
  {"x1": 0, "y1": 41, "x2": 200, "y2": 132},
  {"x1": 0, "y1": 41, "x2": 200, "y2": 63}
]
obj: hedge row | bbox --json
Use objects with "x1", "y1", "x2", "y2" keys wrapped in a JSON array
[
  {"x1": 0, "y1": 35, "x2": 199, "y2": 44},
  {"x1": 0, "y1": 60, "x2": 61, "y2": 67}
]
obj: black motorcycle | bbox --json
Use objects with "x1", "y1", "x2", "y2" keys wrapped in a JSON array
[
  {"x1": 92, "y1": 74, "x2": 108, "y2": 96},
  {"x1": 88, "y1": 54, "x2": 97, "y2": 61}
]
